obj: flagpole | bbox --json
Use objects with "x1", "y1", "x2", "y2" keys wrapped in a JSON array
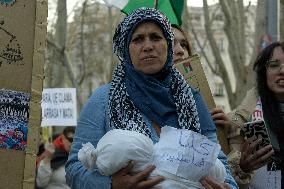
[{"x1": 154, "y1": 0, "x2": 158, "y2": 9}]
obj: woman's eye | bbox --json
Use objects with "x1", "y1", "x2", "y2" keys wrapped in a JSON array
[
  {"x1": 269, "y1": 60, "x2": 280, "y2": 67},
  {"x1": 151, "y1": 35, "x2": 163, "y2": 41},
  {"x1": 181, "y1": 42, "x2": 187, "y2": 48},
  {"x1": 270, "y1": 63, "x2": 280, "y2": 68},
  {"x1": 131, "y1": 36, "x2": 143, "y2": 43}
]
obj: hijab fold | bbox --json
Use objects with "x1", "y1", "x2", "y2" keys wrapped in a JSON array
[{"x1": 109, "y1": 8, "x2": 200, "y2": 137}]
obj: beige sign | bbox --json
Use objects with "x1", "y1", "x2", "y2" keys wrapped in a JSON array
[
  {"x1": 174, "y1": 54, "x2": 230, "y2": 154},
  {"x1": 175, "y1": 54, "x2": 216, "y2": 109},
  {"x1": 0, "y1": 0, "x2": 48, "y2": 188}
]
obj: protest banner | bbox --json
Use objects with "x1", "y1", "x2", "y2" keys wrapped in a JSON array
[
  {"x1": 154, "y1": 126, "x2": 221, "y2": 181},
  {"x1": 41, "y1": 88, "x2": 77, "y2": 127},
  {"x1": 0, "y1": 0, "x2": 47, "y2": 188},
  {"x1": 174, "y1": 54, "x2": 230, "y2": 154}
]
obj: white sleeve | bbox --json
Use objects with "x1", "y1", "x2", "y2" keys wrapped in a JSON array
[{"x1": 36, "y1": 160, "x2": 52, "y2": 187}]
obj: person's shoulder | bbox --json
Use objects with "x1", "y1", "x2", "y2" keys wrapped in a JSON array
[
  {"x1": 89, "y1": 84, "x2": 111, "y2": 102},
  {"x1": 92, "y1": 84, "x2": 111, "y2": 95},
  {"x1": 239, "y1": 87, "x2": 258, "y2": 108},
  {"x1": 231, "y1": 87, "x2": 258, "y2": 113},
  {"x1": 227, "y1": 87, "x2": 257, "y2": 133},
  {"x1": 189, "y1": 86, "x2": 199, "y2": 95},
  {"x1": 81, "y1": 84, "x2": 110, "y2": 113}
]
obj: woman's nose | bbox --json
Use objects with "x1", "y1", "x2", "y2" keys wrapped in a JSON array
[
  {"x1": 142, "y1": 39, "x2": 153, "y2": 51},
  {"x1": 279, "y1": 63, "x2": 284, "y2": 73},
  {"x1": 174, "y1": 43, "x2": 184, "y2": 56}
]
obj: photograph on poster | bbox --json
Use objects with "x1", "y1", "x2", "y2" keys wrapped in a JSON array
[
  {"x1": 0, "y1": 89, "x2": 30, "y2": 151},
  {"x1": 175, "y1": 59, "x2": 201, "y2": 92},
  {"x1": 0, "y1": 0, "x2": 17, "y2": 6},
  {"x1": 0, "y1": 18, "x2": 24, "y2": 67}
]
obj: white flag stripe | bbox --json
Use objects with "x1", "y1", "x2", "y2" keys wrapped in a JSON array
[{"x1": 103, "y1": 0, "x2": 129, "y2": 9}]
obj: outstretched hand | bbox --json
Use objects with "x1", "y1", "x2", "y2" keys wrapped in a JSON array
[
  {"x1": 210, "y1": 108, "x2": 230, "y2": 128},
  {"x1": 111, "y1": 161, "x2": 164, "y2": 189},
  {"x1": 201, "y1": 177, "x2": 231, "y2": 189},
  {"x1": 239, "y1": 138, "x2": 274, "y2": 173}
]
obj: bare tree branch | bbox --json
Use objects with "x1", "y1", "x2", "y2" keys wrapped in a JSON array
[
  {"x1": 78, "y1": 0, "x2": 88, "y2": 84},
  {"x1": 64, "y1": 51, "x2": 83, "y2": 108},
  {"x1": 203, "y1": 0, "x2": 234, "y2": 105},
  {"x1": 219, "y1": 0, "x2": 246, "y2": 85},
  {"x1": 188, "y1": 18, "x2": 217, "y2": 74}
]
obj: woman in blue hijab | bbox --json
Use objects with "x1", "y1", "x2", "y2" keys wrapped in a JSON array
[{"x1": 65, "y1": 8, "x2": 238, "y2": 189}]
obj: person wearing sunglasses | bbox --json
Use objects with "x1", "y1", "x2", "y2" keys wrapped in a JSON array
[
  {"x1": 36, "y1": 127, "x2": 75, "y2": 189},
  {"x1": 227, "y1": 42, "x2": 284, "y2": 189}
]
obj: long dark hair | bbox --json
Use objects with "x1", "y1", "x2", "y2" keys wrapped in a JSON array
[{"x1": 253, "y1": 41, "x2": 284, "y2": 134}]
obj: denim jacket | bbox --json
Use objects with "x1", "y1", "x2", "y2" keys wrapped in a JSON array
[{"x1": 65, "y1": 84, "x2": 238, "y2": 189}]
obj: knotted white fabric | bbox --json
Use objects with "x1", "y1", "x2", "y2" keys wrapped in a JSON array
[{"x1": 78, "y1": 129, "x2": 154, "y2": 175}]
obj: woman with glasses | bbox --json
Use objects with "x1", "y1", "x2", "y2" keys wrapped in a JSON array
[{"x1": 227, "y1": 42, "x2": 284, "y2": 189}]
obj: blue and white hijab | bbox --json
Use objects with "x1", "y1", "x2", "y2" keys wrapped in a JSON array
[{"x1": 109, "y1": 8, "x2": 200, "y2": 137}]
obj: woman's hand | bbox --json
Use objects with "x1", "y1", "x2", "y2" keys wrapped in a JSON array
[
  {"x1": 42, "y1": 143, "x2": 55, "y2": 164},
  {"x1": 112, "y1": 161, "x2": 164, "y2": 189},
  {"x1": 239, "y1": 138, "x2": 274, "y2": 173},
  {"x1": 210, "y1": 108, "x2": 230, "y2": 128},
  {"x1": 201, "y1": 177, "x2": 231, "y2": 189}
]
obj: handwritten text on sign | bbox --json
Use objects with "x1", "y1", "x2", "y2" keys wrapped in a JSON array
[
  {"x1": 153, "y1": 126, "x2": 220, "y2": 181},
  {"x1": 41, "y1": 88, "x2": 77, "y2": 126}
]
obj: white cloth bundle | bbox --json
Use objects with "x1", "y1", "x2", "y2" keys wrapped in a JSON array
[
  {"x1": 78, "y1": 129, "x2": 154, "y2": 175},
  {"x1": 78, "y1": 129, "x2": 226, "y2": 188}
]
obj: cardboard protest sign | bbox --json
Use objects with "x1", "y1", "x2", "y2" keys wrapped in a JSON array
[
  {"x1": 0, "y1": 0, "x2": 48, "y2": 188},
  {"x1": 174, "y1": 54, "x2": 230, "y2": 154},
  {"x1": 154, "y1": 126, "x2": 221, "y2": 181},
  {"x1": 174, "y1": 54, "x2": 216, "y2": 109},
  {"x1": 41, "y1": 88, "x2": 77, "y2": 127}
]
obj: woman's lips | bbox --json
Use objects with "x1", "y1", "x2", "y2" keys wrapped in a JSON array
[
  {"x1": 276, "y1": 79, "x2": 284, "y2": 85},
  {"x1": 141, "y1": 56, "x2": 157, "y2": 62}
]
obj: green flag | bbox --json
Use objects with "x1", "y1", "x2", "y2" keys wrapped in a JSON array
[{"x1": 103, "y1": 0, "x2": 184, "y2": 26}]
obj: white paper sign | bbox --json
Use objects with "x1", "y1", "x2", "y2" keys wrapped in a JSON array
[
  {"x1": 41, "y1": 88, "x2": 77, "y2": 126},
  {"x1": 154, "y1": 126, "x2": 220, "y2": 181}
]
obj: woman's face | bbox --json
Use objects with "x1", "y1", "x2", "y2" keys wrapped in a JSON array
[
  {"x1": 173, "y1": 27, "x2": 189, "y2": 64},
  {"x1": 62, "y1": 132, "x2": 74, "y2": 153},
  {"x1": 129, "y1": 22, "x2": 168, "y2": 75},
  {"x1": 266, "y1": 46, "x2": 284, "y2": 101}
]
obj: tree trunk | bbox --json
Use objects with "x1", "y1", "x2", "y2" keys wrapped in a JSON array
[
  {"x1": 107, "y1": 6, "x2": 116, "y2": 83},
  {"x1": 246, "y1": 0, "x2": 267, "y2": 89},
  {"x1": 280, "y1": 1, "x2": 284, "y2": 40},
  {"x1": 203, "y1": 0, "x2": 236, "y2": 107},
  {"x1": 51, "y1": 0, "x2": 67, "y2": 87},
  {"x1": 195, "y1": 0, "x2": 266, "y2": 109}
]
